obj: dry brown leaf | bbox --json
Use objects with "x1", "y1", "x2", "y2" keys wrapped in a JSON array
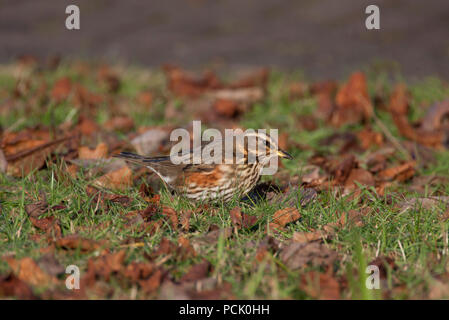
[
  {"x1": 77, "y1": 115, "x2": 99, "y2": 136},
  {"x1": 269, "y1": 207, "x2": 301, "y2": 231},
  {"x1": 377, "y1": 161, "x2": 416, "y2": 182},
  {"x1": 161, "y1": 206, "x2": 179, "y2": 230},
  {"x1": 123, "y1": 262, "x2": 155, "y2": 282},
  {"x1": 344, "y1": 168, "x2": 375, "y2": 190},
  {"x1": 178, "y1": 236, "x2": 197, "y2": 260},
  {"x1": 357, "y1": 127, "x2": 384, "y2": 150},
  {"x1": 180, "y1": 210, "x2": 193, "y2": 231},
  {"x1": 78, "y1": 142, "x2": 108, "y2": 159},
  {"x1": 389, "y1": 85, "x2": 444, "y2": 148},
  {"x1": 51, "y1": 77, "x2": 72, "y2": 102},
  {"x1": 292, "y1": 231, "x2": 324, "y2": 243},
  {"x1": 56, "y1": 235, "x2": 104, "y2": 253},
  {"x1": 398, "y1": 196, "x2": 449, "y2": 213},
  {"x1": 0, "y1": 273, "x2": 35, "y2": 299},
  {"x1": 0, "y1": 148, "x2": 7, "y2": 173},
  {"x1": 3, "y1": 135, "x2": 72, "y2": 177},
  {"x1": 279, "y1": 241, "x2": 337, "y2": 270},
  {"x1": 300, "y1": 271, "x2": 341, "y2": 299},
  {"x1": 139, "y1": 269, "x2": 163, "y2": 294},
  {"x1": 137, "y1": 91, "x2": 153, "y2": 107},
  {"x1": 104, "y1": 116, "x2": 134, "y2": 132},
  {"x1": 5, "y1": 256, "x2": 58, "y2": 287},
  {"x1": 213, "y1": 99, "x2": 241, "y2": 118},
  {"x1": 289, "y1": 82, "x2": 307, "y2": 100},
  {"x1": 331, "y1": 72, "x2": 372, "y2": 127},
  {"x1": 181, "y1": 260, "x2": 211, "y2": 282},
  {"x1": 230, "y1": 207, "x2": 243, "y2": 228},
  {"x1": 93, "y1": 165, "x2": 133, "y2": 190},
  {"x1": 37, "y1": 254, "x2": 65, "y2": 276},
  {"x1": 332, "y1": 154, "x2": 357, "y2": 185},
  {"x1": 131, "y1": 128, "x2": 170, "y2": 155},
  {"x1": 163, "y1": 65, "x2": 221, "y2": 97}
]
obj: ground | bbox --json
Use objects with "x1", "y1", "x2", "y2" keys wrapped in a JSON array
[{"x1": 0, "y1": 58, "x2": 449, "y2": 299}]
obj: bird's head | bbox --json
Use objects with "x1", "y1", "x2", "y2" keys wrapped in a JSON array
[{"x1": 236, "y1": 131, "x2": 293, "y2": 165}]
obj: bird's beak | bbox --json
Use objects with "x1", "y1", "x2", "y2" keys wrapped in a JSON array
[{"x1": 277, "y1": 149, "x2": 293, "y2": 159}]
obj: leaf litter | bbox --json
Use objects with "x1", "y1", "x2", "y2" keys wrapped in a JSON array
[{"x1": 1, "y1": 58, "x2": 449, "y2": 299}]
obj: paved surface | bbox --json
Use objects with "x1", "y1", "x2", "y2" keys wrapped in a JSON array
[{"x1": 0, "y1": 0, "x2": 448, "y2": 79}]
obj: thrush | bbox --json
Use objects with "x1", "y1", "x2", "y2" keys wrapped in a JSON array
[{"x1": 114, "y1": 131, "x2": 292, "y2": 202}]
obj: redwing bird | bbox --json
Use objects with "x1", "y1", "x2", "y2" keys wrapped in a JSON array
[{"x1": 114, "y1": 131, "x2": 292, "y2": 202}]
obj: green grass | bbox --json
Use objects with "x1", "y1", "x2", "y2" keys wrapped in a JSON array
[{"x1": 1, "y1": 61, "x2": 449, "y2": 299}]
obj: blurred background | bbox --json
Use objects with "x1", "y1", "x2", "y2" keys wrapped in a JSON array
[{"x1": 0, "y1": 0, "x2": 448, "y2": 79}]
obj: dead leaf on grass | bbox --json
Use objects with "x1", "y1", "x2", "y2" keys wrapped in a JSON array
[
  {"x1": 93, "y1": 165, "x2": 133, "y2": 190},
  {"x1": 0, "y1": 273, "x2": 36, "y2": 299},
  {"x1": 230, "y1": 207, "x2": 258, "y2": 229},
  {"x1": 181, "y1": 260, "x2": 211, "y2": 282},
  {"x1": 56, "y1": 235, "x2": 104, "y2": 253},
  {"x1": 279, "y1": 241, "x2": 337, "y2": 270},
  {"x1": 78, "y1": 142, "x2": 108, "y2": 159},
  {"x1": 300, "y1": 271, "x2": 341, "y2": 299},
  {"x1": 5, "y1": 256, "x2": 58, "y2": 287},
  {"x1": 269, "y1": 207, "x2": 301, "y2": 232},
  {"x1": 377, "y1": 161, "x2": 416, "y2": 182}
]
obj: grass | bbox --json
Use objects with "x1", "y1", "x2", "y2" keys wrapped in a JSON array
[{"x1": 1, "y1": 60, "x2": 449, "y2": 299}]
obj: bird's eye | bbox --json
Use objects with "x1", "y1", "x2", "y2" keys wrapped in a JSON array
[{"x1": 265, "y1": 140, "x2": 271, "y2": 148}]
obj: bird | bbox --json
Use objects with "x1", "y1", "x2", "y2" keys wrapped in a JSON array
[{"x1": 114, "y1": 131, "x2": 292, "y2": 203}]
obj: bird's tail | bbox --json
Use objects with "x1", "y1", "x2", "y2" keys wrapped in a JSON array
[{"x1": 113, "y1": 152, "x2": 170, "y2": 166}]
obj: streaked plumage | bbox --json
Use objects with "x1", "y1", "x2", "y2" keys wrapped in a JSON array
[{"x1": 114, "y1": 131, "x2": 292, "y2": 202}]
